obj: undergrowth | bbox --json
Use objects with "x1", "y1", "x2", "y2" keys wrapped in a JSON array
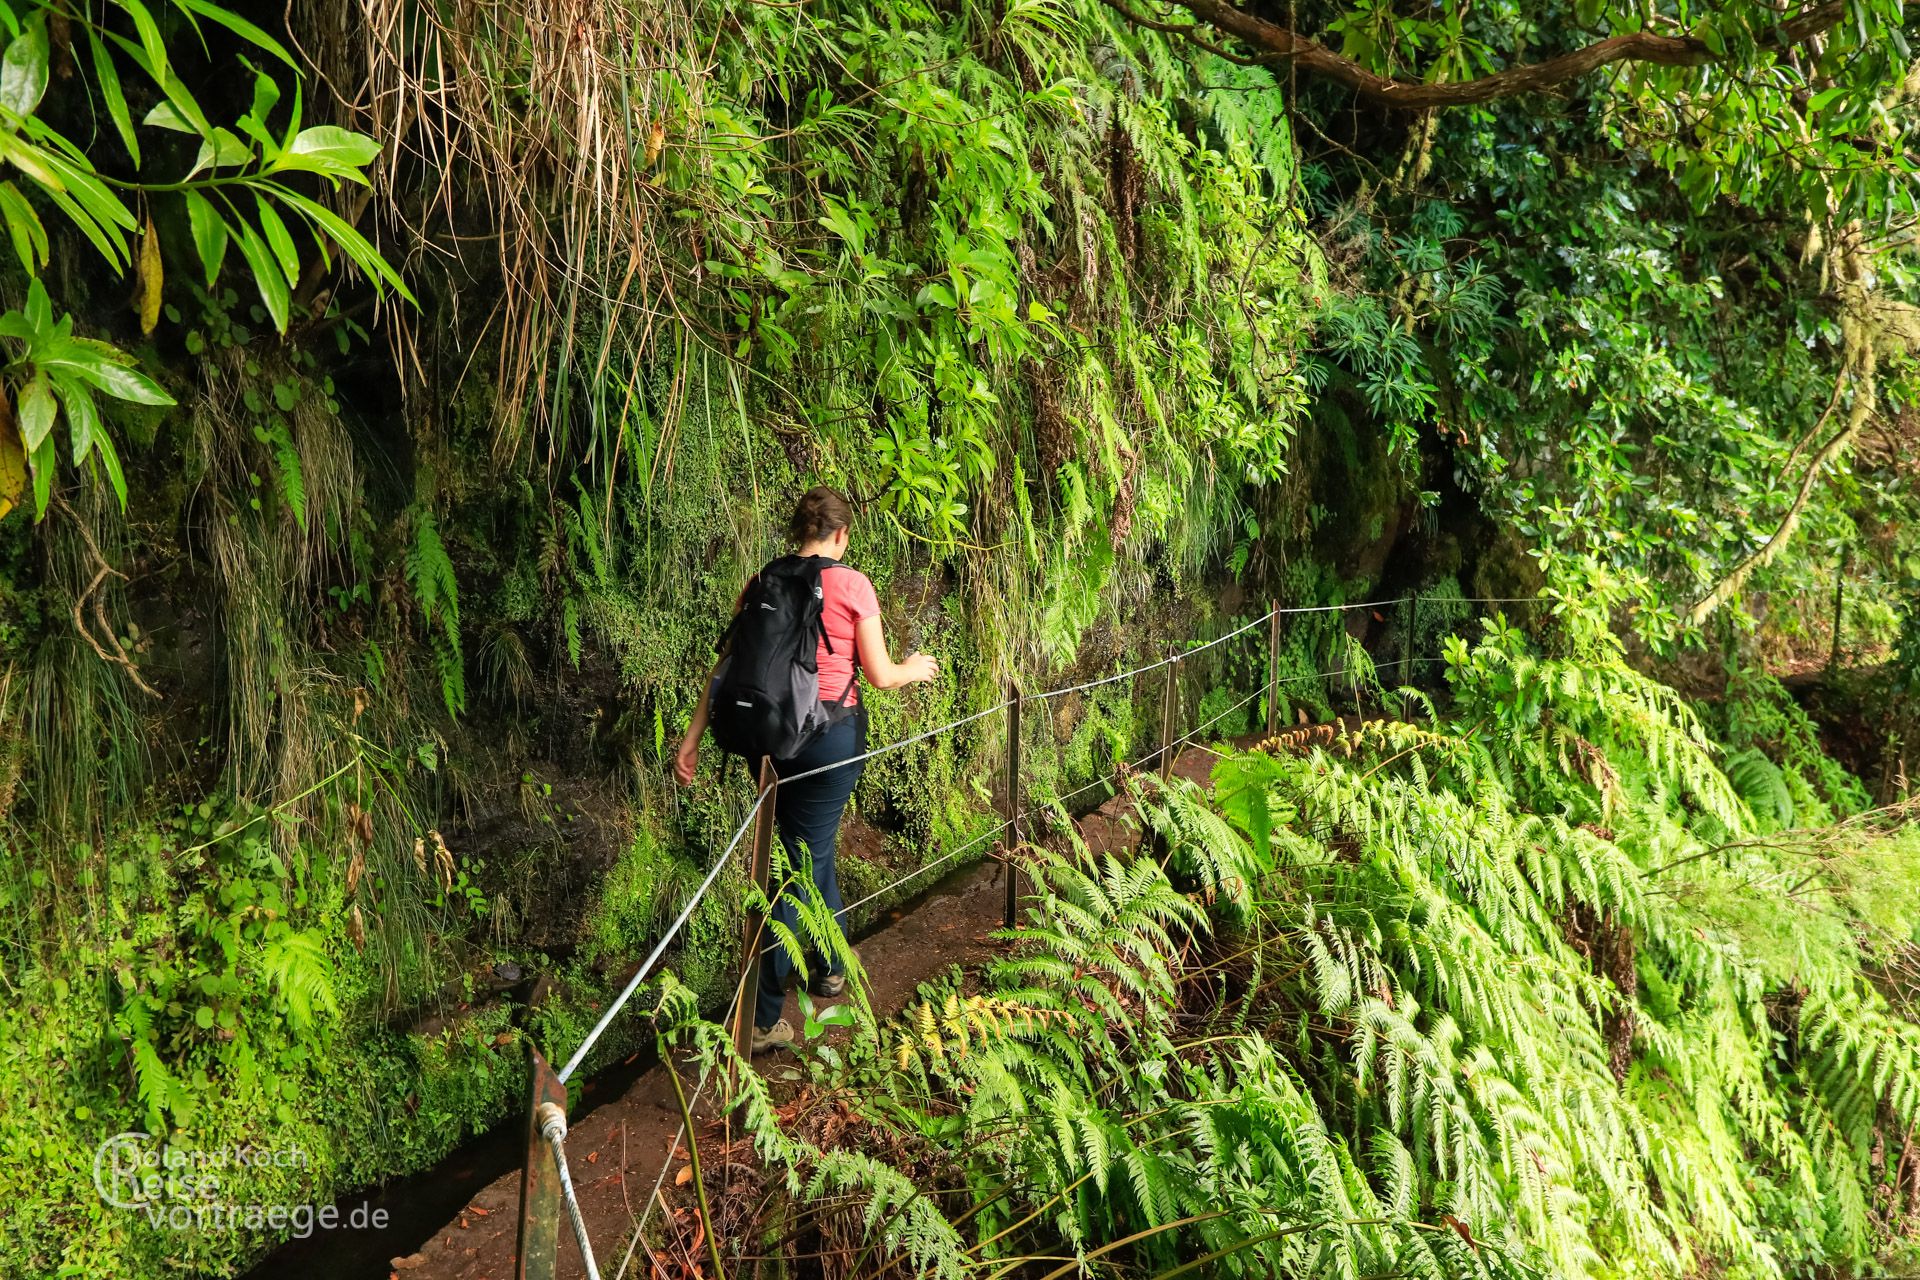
[{"x1": 641, "y1": 609, "x2": 1920, "y2": 1280}]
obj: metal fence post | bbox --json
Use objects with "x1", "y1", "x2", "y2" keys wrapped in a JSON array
[
  {"x1": 1266, "y1": 604, "x2": 1281, "y2": 736},
  {"x1": 1404, "y1": 592, "x2": 1419, "y2": 684},
  {"x1": 1159, "y1": 658, "x2": 1180, "y2": 782},
  {"x1": 731, "y1": 758, "x2": 779, "y2": 1060},
  {"x1": 1002, "y1": 682, "x2": 1022, "y2": 929},
  {"x1": 515, "y1": 1044, "x2": 568, "y2": 1280}
]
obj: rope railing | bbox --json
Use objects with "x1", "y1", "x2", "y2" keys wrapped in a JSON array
[
  {"x1": 515, "y1": 590, "x2": 1542, "y2": 1276},
  {"x1": 571, "y1": 635, "x2": 1429, "y2": 1279},
  {"x1": 556, "y1": 786, "x2": 771, "y2": 1084}
]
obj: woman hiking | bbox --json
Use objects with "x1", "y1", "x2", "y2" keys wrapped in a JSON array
[{"x1": 673, "y1": 486, "x2": 938, "y2": 1053}]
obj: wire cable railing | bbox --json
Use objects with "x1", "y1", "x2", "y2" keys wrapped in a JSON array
[
  {"x1": 556, "y1": 787, "x2": 771, "y2": 1084},
  {"x1": 553, "y1": 592, "x2": 1543, "y2": 1078},
  {"x1": 580, "y1": 635, "x2": 1426, "y2": 1279},
  {"x1": 517, "y1": 590, "x2": 1543, "y2": 1275}
]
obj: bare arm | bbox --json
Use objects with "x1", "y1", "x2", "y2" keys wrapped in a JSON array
[
  {"x1": 674, "y1": 585, "x2": 747, "y2": 785},
  {"x1": 854, "y1": 614, "x2": 937, "y2": 690}
]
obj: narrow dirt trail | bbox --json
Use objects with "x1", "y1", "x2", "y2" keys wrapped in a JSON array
[{"x1": 391, "y1": 739, "x2": 1237, "y2": 1280}]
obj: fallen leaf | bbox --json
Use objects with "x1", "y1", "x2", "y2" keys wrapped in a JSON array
[
  {"x1": 675, "y1": 1164, "x2": 693, "y2": 1186},
  {"x1": 585, "y1": 1150, "x2": 599, "y2": 1164},
  {"x1": 1441, "y1": 1213, "x2": 1477, "y2": 1252}
]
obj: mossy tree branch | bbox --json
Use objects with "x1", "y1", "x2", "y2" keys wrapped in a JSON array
[{"x1": 1101, "y1": 0, "x2": 1892, "y2": 108}]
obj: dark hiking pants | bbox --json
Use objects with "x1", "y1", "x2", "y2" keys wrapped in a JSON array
[{"x1": 754, "y1": 709, "x2": 864, "y2": 1030}]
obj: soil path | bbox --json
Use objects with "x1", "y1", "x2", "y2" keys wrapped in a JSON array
[{"x1": 385, "y1": 738, "x2": 1238, "y2": 1280}]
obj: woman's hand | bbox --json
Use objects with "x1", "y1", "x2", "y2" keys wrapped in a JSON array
[
  {"x1": 853, "y1": 616, "x2": 939, "y2": 690},
  {"x1": 673, "y1": 732, "x2": 701, "y2": 786}
]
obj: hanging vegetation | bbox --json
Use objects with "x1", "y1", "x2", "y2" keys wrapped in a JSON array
[{"x1": 0, "y1": 0, "x2": 1912, "y2": 1274}]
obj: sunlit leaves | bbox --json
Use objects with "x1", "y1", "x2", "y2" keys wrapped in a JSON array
[
  {"x1": 0, "y1": 0, "x2": 420, "y2": 517},
  {"x1": 0, "y1": 19, "x2": 47, "y2": 118},
  {"x1": 16, "y1": 372, "x2": 52, "y2": 451},
  {"x1": 0, "y1": 279, "x2": 172, "y2": 517},
  {"x1": 0, "y1": 180, "x2": 44, "y2": 272},
  {"x1": 277, "y1": 125, "x2": 382, "y2": 180}
]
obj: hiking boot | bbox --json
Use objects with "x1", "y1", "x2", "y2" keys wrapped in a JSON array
[
  {"x1": 751, "y1": 1019, "x2": 796, "y2": 1054},
  {"x1": 808, "y1": 970, "x2": 847, "y2": 999}
]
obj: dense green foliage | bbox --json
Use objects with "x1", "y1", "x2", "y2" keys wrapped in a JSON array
[
  {"x1": 0, "y1": 0, "x2": 1912, "y2": 1275},
  {"x1": 659, "y1": 608, "x2": 1919, "y2": 1280},
  {"x1": 0, "y1": 1, "x2": 1337, "y2": 1271}
]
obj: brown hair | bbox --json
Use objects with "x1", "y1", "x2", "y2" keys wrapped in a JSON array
[{"x1": 789, "y1": 485, "x2": 853, "y2": 545}]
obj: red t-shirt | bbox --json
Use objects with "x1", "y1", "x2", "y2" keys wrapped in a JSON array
[{"x1": 815, "y1": 564, "x2": 879, "y2": 706}]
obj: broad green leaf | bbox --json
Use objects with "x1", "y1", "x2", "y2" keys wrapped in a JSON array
[
  {"x1": 0, "y1": 181, "x2": 45, "y2": 274},
  {"x1": 272, "y1": 188, "x2": 415, "y2": 302},
  {"x1": 53, "y1": 359, "x2": 173, "y2": 406},
  {"x1": 51, "y1": 373, "x2": 94, "y2": 463},
  {"x1": 255, "y1": 197, "x2": 299, "y2": 282},
  {"x1": 40, "y1": 340, "x2": 173, "y2": 406},
  {"x1": 1808, "y1": 86, "x2": 1847, "y2": 114},
  {"x1": 276, "y1": 125, "x2": 380, "y2": 179},
  {"x1": 0, "y1": 22, "x2": 48, "y2": 119},
  {"x1": 112, "y1": 0, "x2": 169, "y2": 79},
  {"x1": 174, "y1": 0, "x2": 296, "y2": 66},
  {"x1": 184, "y1": 190, "x2": 229, "y2": 287},
  {"x1": 142, "y1": 100, "x2": 198, "y2": 134},
  {"x1": 24, "y1": 277, "x2": 49, "y2": 331},
  {"x1": 249, "y1": 68, "x2": 282, "y2": 123},
  {"x1": 37, "y1": 152, "x2": 136, "y2": 230},
  {"x1": 153, "y1": 67, "x2": 214, "y2": 138},
  {"x1": 90, "y1": 424, "x2": 127, "y2": 510},
  {"x1": 17, "y1": 373, "x2": 54, "y2": 450},
  {"x1": 87, "y1": 32, "x2": 140, "y2": 165},
  {"x1": 40, "y1": 182, "x2": 124, "y2": 267},
  {"x1": 237, "y1": 67, "x2": 282, "y2": 152},
  {"x1": 27, "y1": 426, "x2": 50, "y2": 516},
  {"x1": 289, "y1": 123, "x2": 383, "y2": 163},
  {"x1": 234, "y1": 220, "x2": 290, "y2": 332},
  {"x1": 187, "y1": 127, "x2": 253, "y2": 178},
  {"x1": 0, "y1": 132, "x2": 64, "y2": 189}
]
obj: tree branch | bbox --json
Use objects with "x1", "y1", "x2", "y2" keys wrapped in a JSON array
[
  {"x1": 1112, "y1": 0, "x2": 1874, "y2": 109},
  {"x1": 1685, "y1": 367, "x2": 1868, "y2": 628}
]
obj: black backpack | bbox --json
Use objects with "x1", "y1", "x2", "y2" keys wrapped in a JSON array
[{"x1": 709, "y1": 555, "x2": 857, "y2": 765}]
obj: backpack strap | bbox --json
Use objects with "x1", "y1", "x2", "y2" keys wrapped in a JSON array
[{"x1": 714, "y1": 571, "x2": 757, "y2": 656}]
